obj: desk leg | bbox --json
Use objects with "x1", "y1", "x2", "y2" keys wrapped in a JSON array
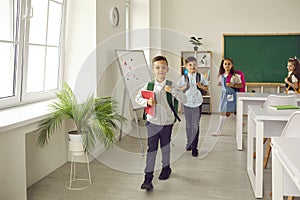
[
  {"x1": 255, "y1": 121, "x2": 264, "y2": 198},
  {"x1": 247, "y1": 113, "x2": 254, "y2": 175},
  {"x1": 247, "y1": 112, "x2": 263, "y2": 198},
  {"x1": 272, "y1": 148, "x2": 283, "y2": 200},
  {"x1": 247, "y1": 113, "x2": 257, "y2": 196},
  {"x1": 236, "y1": 99, "x2": 243, "y2": 150}
]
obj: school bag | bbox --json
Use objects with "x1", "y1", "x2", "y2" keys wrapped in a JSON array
[
  {"x1": 285, "y1": 72, "x2": 300, "y2": 94},
  {"x1": 285, "y1": 77, "x2": 300, "y2": 94},
  {"x1": 183, "y1": 73, "x2": 207, "y2": 95},
  {"x1": 225, "y1": 70, "x2": 246, "y2": 92},
  {"x1": 143, "y1": 80, "x2": 181, "y2": 122}
]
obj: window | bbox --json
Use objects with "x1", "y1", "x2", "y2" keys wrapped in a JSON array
[{"x1": 0, "y1": 0, "x2": 65, "y2": 109}]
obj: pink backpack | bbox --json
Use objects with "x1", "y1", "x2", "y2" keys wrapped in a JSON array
[{"x1": 226, "y1": 70, "x2": 246, "y2": 92}]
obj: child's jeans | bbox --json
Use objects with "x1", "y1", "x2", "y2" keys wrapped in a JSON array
[
  {"x1": 144, "y1": 122, "x2": 173, "y2": 174},
  {"x1": 183, "y1": 105, "x2": 202, "y2": 150}
]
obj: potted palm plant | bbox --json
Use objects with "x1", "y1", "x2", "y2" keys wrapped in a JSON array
[
  {"x1": 189, "y1": 36, "x2": 203, "y2": 51},
  {"x1": 37, "y1": 82, "x2": 126, "y2": 152}
]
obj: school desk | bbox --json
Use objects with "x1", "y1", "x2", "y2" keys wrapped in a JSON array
[
  {"x1": 271, "y1": 137, "x2": 300, "y2": 200},
  {"x1": 236, "y1": 93, "x2": 300, "y2": 150},
  {"x1": 247, "y1": 105, "x2": 297, "y2": 198}
]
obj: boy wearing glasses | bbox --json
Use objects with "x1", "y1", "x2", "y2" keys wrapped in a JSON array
[{"x1": 135, "y1": 55, "x2": 187, "y2": 190}]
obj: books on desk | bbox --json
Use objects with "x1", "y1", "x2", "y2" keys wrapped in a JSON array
[
  {"x1": 141, "y1": 90, "x2": 155, "y2": 117},
  {"x1": 269, "y1": 105, "x2": 300, "y2": 110}
]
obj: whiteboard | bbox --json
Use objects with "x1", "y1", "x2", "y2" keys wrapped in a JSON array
[{"x1": 115, "y1": 50, "x2": 152, "y2": 110}]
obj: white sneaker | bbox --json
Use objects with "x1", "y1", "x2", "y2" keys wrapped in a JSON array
[{"x1": 211, "y1": 131, "x2": 223, "y2": 136}]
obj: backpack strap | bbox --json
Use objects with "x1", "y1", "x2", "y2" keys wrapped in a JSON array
[
  {"x1": 166, "y1": 80, "x2": 181, "y2": 122},
  {"x1": 183, "y1": 74, "x2": 189, "y2": 93},
  {"x1": 237, "y1": 70, "x2": 246, "y2": 92},
  {"x1": 196, "y1": 72, "x2": 201, "y2": 83},
  {"x1": 147, "y1": 80, "x2": 155, "y2": 91}
]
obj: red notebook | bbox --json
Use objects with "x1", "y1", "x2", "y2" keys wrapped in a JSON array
[{"x1": 141, "y1": 90, "x2": 155, "y2": 117}]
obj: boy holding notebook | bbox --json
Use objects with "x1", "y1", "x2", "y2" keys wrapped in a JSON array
[{"x1": 135, "y1": 55, "x2": 186, "y2": 190}]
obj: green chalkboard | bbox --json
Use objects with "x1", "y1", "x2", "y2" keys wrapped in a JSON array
[{"x1": 223, "y1": 34, "x2": 300, "y2": 83}]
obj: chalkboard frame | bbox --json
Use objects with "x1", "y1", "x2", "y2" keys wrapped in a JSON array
[{"x1": 223, "y1": 33, "x2": 300, "y2": 83}]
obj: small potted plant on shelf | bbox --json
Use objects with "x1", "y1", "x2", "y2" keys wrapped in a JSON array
[
  {"x1": 189, "y1": 36, "x2": 203, "y2": 51},
  {"x1": 37, "y1": 82, "x2": 126, "y2": 152}
]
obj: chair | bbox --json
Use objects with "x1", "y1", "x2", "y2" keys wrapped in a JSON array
[
  {"x1": 65, "y1": 141, "x2": 92, "y2": 190},
  {"x1": 281, "y1": 111, "x2": 300, "y2": 137},
  {"x1": 258, "y1": 95, "x2": 297, "y2": 169},
  {"x1": 279, "y1": 111, "x2": 300, "y2": 200}
]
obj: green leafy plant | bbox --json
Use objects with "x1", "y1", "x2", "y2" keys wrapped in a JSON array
[
  {"x1": 189, "y1": 36, "x2": 203, "y2": 51},
  {"x1": 189, "y1": 36, "x2": 203, "y2": 46},
  {"x1": 37, "y1": 82, "x2": 126, "y2": 152}
]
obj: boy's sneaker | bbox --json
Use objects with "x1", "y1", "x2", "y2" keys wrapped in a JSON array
[
  {"x1": 141, "y1": 181, "x2": 153, "y2": 190},
  {"x1": 186, "y1": 146, "x2": 192, "y2": 151},
  {"x1": 192, "y1": 149, "x2": 198, "y2": 157},
  {"x1": 159, "y1": 166, "x2": 172, "y2": 180}
]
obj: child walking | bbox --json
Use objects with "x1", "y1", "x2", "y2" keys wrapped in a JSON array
[
  {"x1": 284, "y1": 57, "x2": 300, "y2": 94},
  {"x1": 212, "y1": 58, "x2": 243, "y2": 136},
  {"x1": 135, "y1": 55, "x2": 187, "y2": 190},
  {"x1": 178, "y1": 56, "x2": 208, "y2": 156}
]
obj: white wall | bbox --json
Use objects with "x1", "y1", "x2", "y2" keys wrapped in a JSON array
[
  {"x1": 0, "y1": 121, "x2": 67, "y2": 200},
  {"x1": 95, "y1": 0, "x2": 134, "y2": 128},
  {"x1": 26, "y1": 126, "x2": 67, "y2": 187},
  {"x1": 149, "y1": 0, "x2": 162, "y2": 58},
  {"x1": 129, "y1": 0, "x2": 151, "y2": 62},
  {"x1": 159, "y1": 0, "x2": 300, "y2": 112},
  {"x1": 64, "y1": 0, "x2": 96, "y2": 101},
  {"x1": 0, "y1": 129, "x2": 26, "y2": 200}
]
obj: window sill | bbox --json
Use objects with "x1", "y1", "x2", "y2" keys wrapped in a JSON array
[{"x1": 0, "y1": 100, "x2": 54, "y2": 133}]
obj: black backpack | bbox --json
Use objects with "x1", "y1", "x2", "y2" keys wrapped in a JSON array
[{"x1": 183, "y1": 73, "x2": 207, "y2": 95}]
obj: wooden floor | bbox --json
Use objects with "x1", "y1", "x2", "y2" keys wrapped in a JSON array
[{"x1": 27, "y1": 114, "x2": 297, "y2": 200}]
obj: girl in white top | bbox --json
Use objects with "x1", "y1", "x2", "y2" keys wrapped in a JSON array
[{"x1": 285, "y1": 57, "x2": 300, "y2": 94}]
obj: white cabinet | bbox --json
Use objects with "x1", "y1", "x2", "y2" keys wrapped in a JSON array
[{"x1": 181, "y1": 51, "x2": 212, "y2": 114}]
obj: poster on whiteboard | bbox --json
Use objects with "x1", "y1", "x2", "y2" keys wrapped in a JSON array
[{"x1": 115, "y1": 50, "x2": 152, "y2": 110}]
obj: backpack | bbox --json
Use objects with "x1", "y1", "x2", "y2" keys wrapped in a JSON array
[
  {"x1": 143, "y1": 80, "x2": 181, "y2": 122},
  {"x1": 285, "y1": 78, "x2": 300, "y2": 94},
  {"x1": 225, "y1": 70, "x2": 246, "y2": 92},
  {"x1": 183, "y1": 73, "x2": 207, "y2": 95}
]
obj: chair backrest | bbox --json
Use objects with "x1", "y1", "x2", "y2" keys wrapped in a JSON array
[
  {"x1": 281, "y1": 111, "x2": 300, "y2": 137},
  {"x1": 263, "y1": 95, "x2": 297, "y2": 107}
]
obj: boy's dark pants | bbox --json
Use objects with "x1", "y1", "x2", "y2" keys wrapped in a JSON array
[
  {"x1": 144, "y1": 122, "x2": 173, "y2": 181},
  {"x1": 184, "y1": 105, "x2": 202, "y2": 150}
]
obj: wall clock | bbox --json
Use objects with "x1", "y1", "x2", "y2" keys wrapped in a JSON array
[{"x1": 110, "y1": 7, "x2": 119, "y2": 27}]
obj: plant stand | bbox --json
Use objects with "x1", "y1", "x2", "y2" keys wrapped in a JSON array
[{"x1": 65, "y1": 141, "x2": 91, "y2": 190}]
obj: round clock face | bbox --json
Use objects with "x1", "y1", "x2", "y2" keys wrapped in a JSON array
[{"x1": 110, "y1": 7, "x2": 119, "y2": 27}]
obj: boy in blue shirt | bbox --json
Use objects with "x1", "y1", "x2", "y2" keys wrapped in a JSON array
[
  {"x1": 178, "y1": 56, "x2": 208, "y2": 156},
  {"x1": 135, "y1": 55, "x2": 187, "y2": 190}
]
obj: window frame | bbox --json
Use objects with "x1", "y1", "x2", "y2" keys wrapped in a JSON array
[{"x1": 0, "y1": 0, "x2": 66, "y2": 109}]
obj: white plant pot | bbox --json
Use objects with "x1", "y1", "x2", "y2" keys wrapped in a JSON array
[
  {"x1": 68, "y1": 131, "x2": 82, "y2": 143},
  {"x1": 68, "y1": 134, "x2": 82, "y2": 142},
  {"x1": 68, "y1": 132, "x2": 84, "y2": 153}
]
